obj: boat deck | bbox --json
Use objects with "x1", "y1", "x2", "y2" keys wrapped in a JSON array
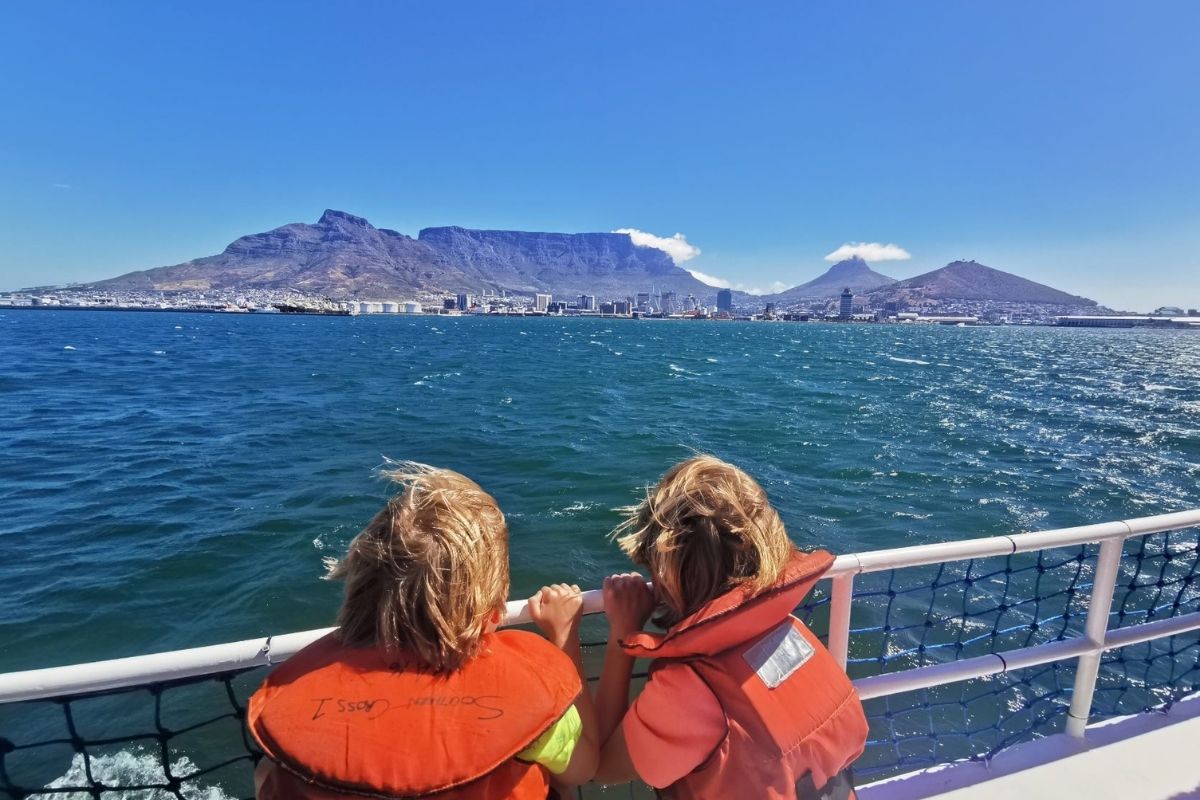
[{"x1": 861, "y1": 693, "x2": 1200, "y2": 800}]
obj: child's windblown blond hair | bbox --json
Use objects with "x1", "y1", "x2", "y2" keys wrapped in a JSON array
[
  {"x1": 615, "y1": 455, "x2": 794, "y2": 627},
  {"x1": 326, "y1": 462, "x2": 509, "y2": 673}
]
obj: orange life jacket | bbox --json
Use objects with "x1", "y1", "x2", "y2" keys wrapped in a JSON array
[
  {"x1": 247, "y1": 629, "x2": 581, "y2": 800},
  {"x1": 621, "y1": 549, "x2": 869, "y2": 800}
]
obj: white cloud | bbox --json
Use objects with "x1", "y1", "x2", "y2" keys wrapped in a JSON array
[
  {"x1": 738, "y1": 280, "x2": 790, "y2": 296},
  {"x1": 824, "y1": 242, "x2": 911, "y2": 262},
  {"x1": 685, "y1": 271, "x2": 788, "y2": 296},
  {"x1": 614, "y1": 228, "x2": 701, "y2": 264},
  {"x1": 686, "y1": 269, "x2": 730, "y2": 288},
  {"x1": 616, "y1": 230, "x2": 784, "y2": 296}
]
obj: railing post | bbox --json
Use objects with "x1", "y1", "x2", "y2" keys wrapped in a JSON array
[
  {"x1": 1065, "y1": 535, "x2": 1127, "y2": 738},
  {"x1": 828, "y1": 573, "x2": 854, "y2": 670}
]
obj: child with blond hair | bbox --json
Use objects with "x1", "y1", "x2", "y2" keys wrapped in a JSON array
[
  {"x1": 248, "y1": 463, "x2": 598, "y2": 799},
  {"x1": 592, "y1": 455, "x2": 868, "y2": 799}
]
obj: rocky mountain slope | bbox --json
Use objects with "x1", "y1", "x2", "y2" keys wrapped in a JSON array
[
  {"x1": 768, "y1": 257, "x2": 896, "y2": 301},
  {"x1": 91, "y1": 210, "x2": 716, "y2": 300},
  {"x1": 415, "y1": 226, "x2": 711, "y2": 298},
  {"x1": 867, "y1": 260, "x2": 1095, "y2": 306}
]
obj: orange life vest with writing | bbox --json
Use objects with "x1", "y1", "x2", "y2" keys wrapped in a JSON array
[
  {"x1": 621, "y1": 549, "x2": 869, "y2": 800},
  {"x1": 248, "y1": 629, "x2": 581, "y2": 800}
]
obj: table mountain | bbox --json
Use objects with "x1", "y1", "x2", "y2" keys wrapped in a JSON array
[
  {"x1": 89, "y1": 210, "x2": 717, "y2": 300},
  {"x1": 416, "y1": 226, "x2": 712, "y2": 298}
]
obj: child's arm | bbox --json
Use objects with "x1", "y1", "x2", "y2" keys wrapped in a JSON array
[
  {"x1": 528, "y1": 583, "x2": 600, "y2": 787},
  {"x1": 593, "y1": 574, "x2": 654, "y2": 784}
]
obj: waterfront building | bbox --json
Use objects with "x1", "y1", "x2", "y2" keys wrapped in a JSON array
[
  {"x1": 456, "y1": 293, "x2": 470, "y2": 311},
  {"x1": 717, "y1": 289, "x2": 733, "y2": 313},
  {"x1": 579, "y1": 294, "x2": 596, "y2": 311},
  {"x1": 614, "y1": 299, "x2": 632, "y2": 315},
  {"x1": 534, "y1": 293, "x2": 552, "y2": 312},
  {"x1": 661, "y1": 291, "x2": 677, "y2": 314},
  {"x1": 636, "y1": 292, "x2": 652, "y2": 313},
  {"x1": 442, "y1": 298, "x2": 457, "y2": 311},
  {"x1": 840, "y1": 289, "x2": 853, "y2": 319},
  {"x1": 1057, "y1": 315, "x2": 1200, "y2": 329},
  {"x1": 599, "y1": 301, "x2": 615, "y2": 315},
  {"x1": 918, "y1": 315, "x2": 980, "y2": 325}
]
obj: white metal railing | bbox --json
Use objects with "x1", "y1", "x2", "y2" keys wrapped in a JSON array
[{"x1": 1, "y1": 510, "x2": 1198, "y2": 742}]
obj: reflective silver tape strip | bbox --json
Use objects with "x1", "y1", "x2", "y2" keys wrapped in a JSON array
[{"x1": 743, "y1": 621, "x2": 814, "y2": 688}]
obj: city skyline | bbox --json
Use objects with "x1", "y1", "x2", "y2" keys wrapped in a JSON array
[{"x1": 2, "y1": 2, "x2": 1198, "y2": 311}]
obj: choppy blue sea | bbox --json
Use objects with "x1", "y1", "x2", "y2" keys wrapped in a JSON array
[{"x1": 3, "y1": 311, "x2": 1200, "y2": 674}]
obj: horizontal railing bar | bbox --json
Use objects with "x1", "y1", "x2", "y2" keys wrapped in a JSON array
[
  {"x1": 835, "y1": 510, "x2": 1200, "y2": 576},
  {"x1": 0, "y1": 635, "x2": 288, "y2": 704},
  {"x1": 265, "y1": 628, "x2": 338, "y2": 663},
  {"x1": 852, "y1": 638, "x2": 1092, "y2": 700},
  {"x1": 1119, "y1": 510, "x2": 1200, "y2": 537},
  {"x1": 502, "y1": 588, "x2": 608, "y2": 628},
  {"x1": 0, "y1": 592, "x2": 610, "y2": 704},
  {"x1": 1101, "y1": 611, "x2": 1200, "y2": 652},
  {"x1": 853, "y1": 612, "x2": 1200, "y2": 701},
  {"x1": 1, "y1": 509, "x2": 1196, "y2": 704}
]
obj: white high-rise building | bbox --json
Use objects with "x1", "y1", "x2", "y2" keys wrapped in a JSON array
[{"x1": 534, "y1": 293, "x2": 552, "y2": 312}]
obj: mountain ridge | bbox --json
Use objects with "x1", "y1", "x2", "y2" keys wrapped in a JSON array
[
  {"x1": 866, "y1": 260, "x2": 1096, "y2": 306},
  {"x1": 767, "y1": 257, "x2": 897, "y2": 301},
  {"x1": 90, "y1": 210, "x2": 715, "y2": 300},
  {"x1": 75, "y1": 211, "x2": 1096, "y2": 308}
]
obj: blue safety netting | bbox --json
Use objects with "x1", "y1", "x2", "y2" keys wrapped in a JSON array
[
  {"x1": 1095, "y1": 529, "x2": 1200, "y2": 717},
  {"x1": 1, "y1": 527, "x2": 1196, "y2": 798},
  {"x1": 847, "y1": 527, "x2": 1200, "y2": 781}
]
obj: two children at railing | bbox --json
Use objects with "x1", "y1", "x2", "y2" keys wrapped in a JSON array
[{"x1": 247, "y1": 456, "x2": 868, "y2": 800}]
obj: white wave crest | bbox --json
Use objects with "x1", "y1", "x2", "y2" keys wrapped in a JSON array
[
  {"x1": 45, "y1": 749, "x2": 233, "y2": 800},
  {"x1": 550, "y1": 501, "x2": 598, "y2": 517}
]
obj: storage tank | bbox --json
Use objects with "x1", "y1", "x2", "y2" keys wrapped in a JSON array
[
  {"x1": 382, "y1": 302, "x2": 399, "y2": 314},
  {"x1": 358, "y1": 302, "x2": 373, "y2": 314},
  {"x1": 404, "y1": 302, "x2": 422, "y2": 314}
]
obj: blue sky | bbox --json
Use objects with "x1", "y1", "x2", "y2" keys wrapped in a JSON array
[{"x1": 1, "y1": 1, "x2": 1197, "y2": 310}]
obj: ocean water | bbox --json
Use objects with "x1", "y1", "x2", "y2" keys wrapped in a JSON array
[
  {"x1": 2, "y1": 311, "x2": 1200, "y2": 677},
  {"x1": 3, "y1": 310, "x2": 1200, "y2": 796}
]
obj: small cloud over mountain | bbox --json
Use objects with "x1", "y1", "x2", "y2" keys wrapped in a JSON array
[
  {"x1": 824, "y1": 242, "x2": 911, "y2": 262},
  {"x1": 614, "y1": 228, "x2": 701, "y2": 264}
]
